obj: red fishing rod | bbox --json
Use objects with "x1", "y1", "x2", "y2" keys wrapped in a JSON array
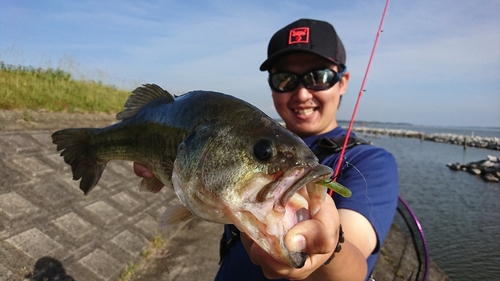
[
  {"x1": 330, "y1": 0, "x2": 391, "y2": 196},
  {"x1": 329, "y1": 3, "x2": 431, "y2": 279}
]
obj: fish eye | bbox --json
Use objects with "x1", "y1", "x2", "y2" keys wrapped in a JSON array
[{"x1": 253, "y1": 139, "x2": 274, "y2": 162}]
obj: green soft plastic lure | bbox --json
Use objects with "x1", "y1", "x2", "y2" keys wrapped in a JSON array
[{"x1": 317, "y1": 180, "x2": 352, "y2": 198}]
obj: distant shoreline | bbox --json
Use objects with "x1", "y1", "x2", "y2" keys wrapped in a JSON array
[
  {"x1": 353, "y1": 126, "x2": 500, "y2": 151},
  {"x1": 336, "y1": 120, "x2": 500, "y2": 131},
  {"x1": 1, "y1": 110, "x2": 499, "y2": 150}
]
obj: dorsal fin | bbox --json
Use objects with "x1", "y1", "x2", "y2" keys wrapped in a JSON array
[{"x1": 116, "y1": 84, "x2": 174, "y2": 120}]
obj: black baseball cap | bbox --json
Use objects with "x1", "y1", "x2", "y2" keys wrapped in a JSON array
[{"x1": 260, "y1": 18, "x2": 346, "y2": 71}]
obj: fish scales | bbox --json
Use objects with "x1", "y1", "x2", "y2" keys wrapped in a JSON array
[{"x1": 52, "y1": 84, "x2": 351, "y2": 268}]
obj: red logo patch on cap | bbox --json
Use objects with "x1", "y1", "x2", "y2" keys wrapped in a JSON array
[{"x1": 288, "y1": 27, "x2": 309, "y2": 45}]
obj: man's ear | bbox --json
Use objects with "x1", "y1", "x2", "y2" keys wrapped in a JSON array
[{"x1": 339, "y1": 71, "x2": 350, "y2": 96}]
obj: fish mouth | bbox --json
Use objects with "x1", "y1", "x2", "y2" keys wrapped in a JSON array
[
  {"x1": 278, "y1": 164, "x2": 332, "y2": 208},
  {"x1": 239, "y1": 163, "x2": 333, "y2": 268},
  {"x1": 276, "y1": 164, "x2": 333, "y2": 268}
]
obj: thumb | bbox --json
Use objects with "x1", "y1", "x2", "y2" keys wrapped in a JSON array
[{"x1": 285, "y1": 195, "x2": 339, "y2": 255}]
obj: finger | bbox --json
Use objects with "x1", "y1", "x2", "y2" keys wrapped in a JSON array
[
  {"x1": 133, "y1": 162, "x2": 154, "y2": 178},
  {"x1": 306, "y1": 183, "x2": 327, "y2": 217}
]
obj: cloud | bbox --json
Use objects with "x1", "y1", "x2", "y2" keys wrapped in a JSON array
[{"x1": 1, "y1": 0, "x2": 499, "y2": 126}]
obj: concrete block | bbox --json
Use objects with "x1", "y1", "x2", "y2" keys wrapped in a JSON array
[
  {"x1": 12, "y1": 156, "x2": 53, "y2": 177},
  {"x1": 77, "y1": 249, "x2": 122, "y2": 281},
  {"x1": 134, "y1": 214, "x2": 159, "y2": 239},
  {"x1": 84, "y1": 201, "x2": 123, "y2": 226},
  {"x1": 29, "y1": 132, "x2": 54, "y2": 150},
  {"x1": 107, "y1": 161, "x2": 136, "y2": 180},
  {"x1": 110, "y1": 191, "x2": 144, "y2": 213},
  {"x1": 110, "y1": 230, "x2": 149, "y2": 257},
  {"x1": 0, "y1": 264, "x2": 14, "y2": 281},
  {"x1": 0, "y1": 160, "x2": 30, "y2": 190},
  {"x1": 33, "y1": 181, "x2": 75, "y2": 206},
  {"x1": 6, "y1": 228, "x2": 63, "y2": 259},
  {"x1": 0, "y1": 134, "x2": 39, "y2": 153},
  {"x1": 0, "y1": 192, "x2": 39, "y2": 219},
  {"x1": 51, "y1": 212, "x2": 97, "y2": 241}
]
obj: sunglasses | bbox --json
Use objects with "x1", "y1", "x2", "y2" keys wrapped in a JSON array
[{"x1": 269, "y1": 67, "x2": 346, "y2": 93}]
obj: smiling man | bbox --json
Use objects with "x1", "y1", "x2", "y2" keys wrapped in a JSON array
[
  {"x1": 134, "y1": 18, "x2": 399, "y2": 281},
  {"x1": 215, "y1": 18, "x2": 399, "y2": 281}
]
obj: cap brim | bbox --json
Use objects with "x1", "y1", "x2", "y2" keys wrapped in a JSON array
[{"x1": 259, "y1": 49, "x2": 340, "y2": 71}]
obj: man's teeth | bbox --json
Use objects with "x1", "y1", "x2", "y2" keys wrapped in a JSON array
[{"x1": 294, "y1": 108, "x2": 314, "y2": 116}]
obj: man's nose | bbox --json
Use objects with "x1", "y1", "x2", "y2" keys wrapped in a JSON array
[{"x1": 293, "y1": 83, "x2": 314, "y2": 101}]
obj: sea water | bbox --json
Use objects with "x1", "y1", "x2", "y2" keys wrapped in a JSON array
[{"x1": 355, "y1": 125, "x2": 500, "y2": 281}]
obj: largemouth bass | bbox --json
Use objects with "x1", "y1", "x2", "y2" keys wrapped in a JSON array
[{"x1": 52, "y1": 84, "x2": 351, "y2": 268}]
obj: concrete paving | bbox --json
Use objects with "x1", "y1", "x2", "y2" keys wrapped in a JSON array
[
  {"x1": 0, "y1": 110, "x2": 451, "y2": 281},
  {"x1": 0, "y1": 111, "x2": 221, "y2": 281}
]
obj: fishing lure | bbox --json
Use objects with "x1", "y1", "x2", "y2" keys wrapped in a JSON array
[{"x1": 318, "y1": 179, "x2": 352, "y2": 198}]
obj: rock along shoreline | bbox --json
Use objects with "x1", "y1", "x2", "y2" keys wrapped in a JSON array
[
  {"x1": 447, "y1": 155, "x2": 500, "y2": 183},
  {"x1": 352, "y1": 126, "x2": 500, "y2": 151}
]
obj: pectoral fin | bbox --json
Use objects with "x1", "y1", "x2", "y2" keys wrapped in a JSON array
[{"x1": 158, "y1": 204, "x2": 193, "y2": 227}]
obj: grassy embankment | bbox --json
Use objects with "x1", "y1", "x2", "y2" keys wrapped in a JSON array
[{"x1": 0, "y1": 61, "x2": 131, "y2": 113}]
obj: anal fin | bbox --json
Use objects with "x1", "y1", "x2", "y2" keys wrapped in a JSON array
[{"x1": 140, "y1": 177, "x2": 165, "y2": 193}]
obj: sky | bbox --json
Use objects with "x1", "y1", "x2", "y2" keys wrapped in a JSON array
[{"x1": 1, "y1": 0, "x2": 499, "y2": 127}]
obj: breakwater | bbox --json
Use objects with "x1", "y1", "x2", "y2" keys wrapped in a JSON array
[
  {"x1": 353, "y1": 126, "x2": 500, "y2": 151},
  {"x1": 446, "y1": 155, "x2": 500, "y2": 183}
]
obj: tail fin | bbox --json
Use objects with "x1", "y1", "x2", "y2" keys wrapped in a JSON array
[{"x1": 52, "y1": 128, "x2": 106, "y2": 195}]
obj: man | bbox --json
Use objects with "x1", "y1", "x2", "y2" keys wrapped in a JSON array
[
  {"x1": 136, "y1": 18, "x2": 399, "y2": 281},
  {"x1": 214, "y1": 18, "x2": 399, "y2": 281}
]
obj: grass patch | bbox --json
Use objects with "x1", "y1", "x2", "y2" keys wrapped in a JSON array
[
  {"x1": 151, "y1": 234, "x2": 165, "y2": 248},
  {"x1": 0, "y1": 61, "x2": 131, "y2": 113},
  {"x1": 118, "y1": 234, "x2": 165, "y2": 281},
  {"x1": 118, "y1": 262, "x2": 139, "y2": 281}
]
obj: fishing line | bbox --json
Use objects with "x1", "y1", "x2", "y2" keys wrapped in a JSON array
[
  {"x1": 329, "y1": 3, "x2": 430, "y2": 280},
  {"x1": 330, "y1": 0, "x2": 391, "y2": 196},
  {"x1": 344, "y1": 160, "x2": 375, "y2": 225}
]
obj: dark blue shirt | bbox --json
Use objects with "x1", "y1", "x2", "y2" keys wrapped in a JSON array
[{"x1": 215, "y1": 126, "x2": 399, "y2": 281}]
